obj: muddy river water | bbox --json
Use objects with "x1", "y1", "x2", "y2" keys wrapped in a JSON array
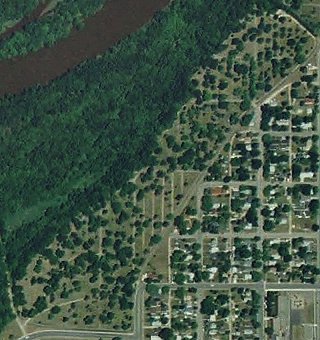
[{"x1": 0, "y1": 0, "x2": 169, "y2": 96}]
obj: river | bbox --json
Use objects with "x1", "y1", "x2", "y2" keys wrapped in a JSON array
[{"x1": 0, "y1": 0, "x2": 169, "y2": 97}]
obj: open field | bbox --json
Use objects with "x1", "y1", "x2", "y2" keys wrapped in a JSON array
[{"x1": 265, "y1": 290, "x2": 318, "y2": 340}]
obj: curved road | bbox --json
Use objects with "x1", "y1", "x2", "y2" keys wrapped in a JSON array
[
  {"x1": 19, "y1": 330, "x2": 132, "y2": 340},
  {"x1": 18, "y1": 284, "x2": 145, "y2": 340}
]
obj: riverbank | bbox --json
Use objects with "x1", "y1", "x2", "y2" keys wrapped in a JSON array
[{"x1": 0, "y1": 0, "x2": 169, "y2": 97}]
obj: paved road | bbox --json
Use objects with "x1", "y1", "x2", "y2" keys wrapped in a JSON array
[
  {"x1": 316, "y1": 40, "x2": 320, "y2": 340},
  {"x1": 153, "y1": 281, "x2": 320, "y2": 290},
  {"x1": 133, "y1": 283, "x2": 145, "y2": 340},
  {"x1": 199, "y1": 179, "x2": 318, "y2": 190},
  {"x1": 19, "y1": 330, "x2": 133, "y2": 340},
  {"x1": 171, "y1": 231, "x2": 318, "y2": 239},
  {"x1": 18, "y1": 286, "x2": 146, "y2": 340}
]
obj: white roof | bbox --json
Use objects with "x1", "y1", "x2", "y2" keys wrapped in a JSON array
[
  {"x1": 300, "y1": 172, "x2": 314, "y2": 182},
  {"x1": 300, "y1": 122, "x2": 312, "y2": 130}
]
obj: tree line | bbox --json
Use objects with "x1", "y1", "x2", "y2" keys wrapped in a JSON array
[
  {"x1": 0, "y1": 0, "x2": 40, "y2": 33},
  {"x1": 0, "y1": 0, "x2": 106, "y2": 59},
  {"x1": 0, "y1": 241, "x2": 15, "y2": 332}
]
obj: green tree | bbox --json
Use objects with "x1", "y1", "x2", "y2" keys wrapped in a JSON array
[
  {"x1": 200, "y1": 296, "x2": 215, "y2": 315},
  {"x1": 159, "y1": 328, "x2": 175, "y2": 340},
  {"x1": 201, "y1": 194, "x2": 213, "y2": 213}
]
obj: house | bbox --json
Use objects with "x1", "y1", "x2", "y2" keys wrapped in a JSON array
[
  {"x1": 299, "y1": 171, "x2": 314, "y2": 182},
  {"x1": 305, "y1": 98, "x2": 315, "y2": 106},
  {"x1": 300, "y1": 122, "x2": 313, "y2": 130}
]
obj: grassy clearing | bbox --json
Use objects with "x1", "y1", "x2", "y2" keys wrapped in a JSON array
[
  {"x1": 0, "y1": 319, "x2": 23, "y2": 340},
  {"x1": 147, "y1": 232, "x2": 169, "y2": 282}
]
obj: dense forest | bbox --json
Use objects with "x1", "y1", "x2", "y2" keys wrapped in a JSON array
[
  {"x1": 0, "y1": 0, "x2": 283, "y2": 334},
  {"x1": 0, "y1": 0, "x2": 106, "y2": 59},
  {"x1": 0, "y1": 0, "x2": 40, "y2": 32},
  {"x1": 0, "y1": 241, "x2": 15, "y2": 331}
]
